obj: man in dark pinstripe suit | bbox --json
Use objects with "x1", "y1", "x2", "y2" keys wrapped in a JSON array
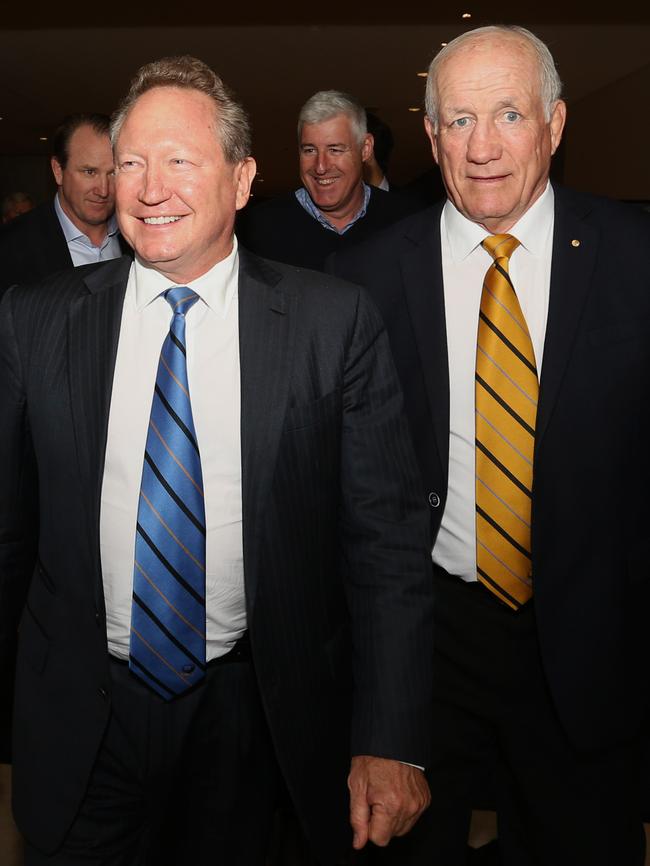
[{"x1": 0, "y1": 56, "x2": 434, "y2": 866}]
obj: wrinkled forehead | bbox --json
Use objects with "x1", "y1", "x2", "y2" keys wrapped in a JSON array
[{"x1": 436, "y1": 35, "x2": 542, "y2": 102}]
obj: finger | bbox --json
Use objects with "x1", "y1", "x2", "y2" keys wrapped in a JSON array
[
  {"x1": 367, "y1": 806, "x2": 397, "y2": 848},
  {"x1": 349, "y1": 790, "x2": 371, "y2": 850}
]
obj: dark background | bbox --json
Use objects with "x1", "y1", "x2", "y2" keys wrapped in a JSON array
[{"x1": 1, "y1": 4, "x2": 649, "y2": 202}]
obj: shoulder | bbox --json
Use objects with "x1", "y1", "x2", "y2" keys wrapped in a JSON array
[
  {"x1": 554, "y1": 185, "x2": 650, "y2": 240},
  {"x1": 330, "y1": 203, "x2": 442, "y2": 273},
  {"x1": 3, "y1": 256, "x2": 130, "y2": 320},
  {"x1": 366, "y1": 186, "x2": 426, "y2": 221},
  {"x1": 240, "y1": 245, "x2": 363, "y2": 298},
  {"x1": 238, "y1": 193, "x2": 302, "y2": 227},
  {"x1": 0, "y1": 201, "x2": 55, "y2": 251},
  {"x1": 238, "y1": 245, "x2": 379, "y2": 328},
  {"x1": 0, "y1": 200, "x2": 57, "y2": 240}
]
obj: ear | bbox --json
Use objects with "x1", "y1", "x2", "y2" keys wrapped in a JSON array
[
  {"x1": 235, "y1": 156, "x2": 257, "y2": 211},
  {"x1": 424, "y1": 116, "x2": 440, "y2": 165},
  {"x1": 549, "y1": 100, "x2": 567, "y2": 155},
  {"x1": 361, "y1": 133, "x2": 373, "y2": 164},
  {"x1": 51, "y1": 156, "x2": 63, "y2": 187}
]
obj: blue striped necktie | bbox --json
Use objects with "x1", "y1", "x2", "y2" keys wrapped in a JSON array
[{"x1": 129, "y1": 287, "x2": 207, "y2": 698}]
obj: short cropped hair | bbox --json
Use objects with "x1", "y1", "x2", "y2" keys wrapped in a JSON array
[
  {"x1": 298, "y1": 91, "x2": 367, "y2": 146},
  {"x1": 425, "y1": 25, "x2": 563, "y2": 130},
  {"x1": 52, "y1": 113, "x2": 111, "y2": 168},
  {"x1": 111, "y1": 55, "x2": 251, "y2": 164}
]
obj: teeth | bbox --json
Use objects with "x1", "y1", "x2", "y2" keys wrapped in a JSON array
[
  {"x1": 316, "y1": 178, "x2": 336, "y2": 185},
  {"x1": 143, "y1": 216, "x2": 182, "y2": 224}
]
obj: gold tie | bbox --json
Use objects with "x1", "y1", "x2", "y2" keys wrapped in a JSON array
[{"x1": 475, "y1": 234, "x2": 538, "y2": 609}]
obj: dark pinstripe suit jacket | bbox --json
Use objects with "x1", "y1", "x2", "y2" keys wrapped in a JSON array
[
  {"x1": 0, "y1": 249, "x2": 434, "y2": 861},
  {"x1": 330, "y1": 185, "x2": 650, "y2": 755}
]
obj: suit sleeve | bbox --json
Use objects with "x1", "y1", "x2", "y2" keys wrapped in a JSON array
[
  {"x1": 340, "y1": 288, "x2": 434, "y2": 767},
  {"x1": 0, "y1": 288, "x2": 38, "y2": 762}
]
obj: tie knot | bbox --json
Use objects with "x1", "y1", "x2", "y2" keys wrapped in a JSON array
[
  {"x1": 482, "y1": 233, "x2": 520, "y2": 263},
  {"x1": 164, "y1": 286, "x2": 200, "y2": 317}
]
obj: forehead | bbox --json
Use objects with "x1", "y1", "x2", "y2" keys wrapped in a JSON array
[
  {"x1": 437, "y1": 36, "x2": 542, "y2": 108},
  {"x1": 67, "y1": 125, "x2": 111, "y2": 162},
  {"x1": 118, "y1": 87, "x2": 219, "y2": 146},
  {"x1": 300, "y1": 113, "x2": 356, "y2": 145}
]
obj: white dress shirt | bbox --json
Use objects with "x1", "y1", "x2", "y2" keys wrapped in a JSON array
[
  {"x1": 54, "y1": 193, "x2": 122, "y2": 266},
  {"x1": 432, "y1": 184, "x2": 555, "y2": 582},
  {"x1": 100, "y1": 240, "x2": 245, "y2": 660}
]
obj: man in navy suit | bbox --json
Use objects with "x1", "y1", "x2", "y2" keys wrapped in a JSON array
[
  {"x1": 0, "y1": 113, "x2": 128, "y2": 298},
  {"x1": 331, "y1": 25, "x2": 650, "y2": 866}
]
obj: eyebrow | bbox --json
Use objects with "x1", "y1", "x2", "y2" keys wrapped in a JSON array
[{"x1": 445, "y1": 98, "x2": 522, "y2": 115}]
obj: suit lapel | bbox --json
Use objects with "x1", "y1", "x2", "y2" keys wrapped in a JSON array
[
  {"x1": 400, "y1": 207, "x2": 450, "y2": 481},
  {"x1": 68, "y1": 257, "x2": 131, "y2": 603},
  {"x1": 238, "y1": 250, "x2": 297, "y2": 613},
  {"x1": 536, "y1": 188, "x2": 598, "y2": 448}
]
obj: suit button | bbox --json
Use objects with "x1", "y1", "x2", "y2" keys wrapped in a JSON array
[
  {"x1": 94, "y1": 610, "x2": 101, "y2": 626},
  {"x1": 428, "y1": 492, "x2": 441, "y2": 508},
  {"x1": 98, "y1": 687, "x2": 108, "y2": 700}
]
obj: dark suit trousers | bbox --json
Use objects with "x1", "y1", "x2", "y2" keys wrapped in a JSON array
[
  {"x1": 372, "y1": 568, "x2": 644, "y2": 866},
  {"x1": 24, "y1": 638, "x2": 281, "y2": 866}
]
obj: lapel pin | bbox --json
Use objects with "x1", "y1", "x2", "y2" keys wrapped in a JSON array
[{"x1": 571, "y1": 239, "x2": 581, "y2": 247}]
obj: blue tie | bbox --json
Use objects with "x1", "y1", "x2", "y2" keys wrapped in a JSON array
[{"x1": 129, "y1": 287, "x2": 206, "y2": 699}]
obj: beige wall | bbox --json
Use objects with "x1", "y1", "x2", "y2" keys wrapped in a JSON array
[{"x1": 563, "y1": 62, "x2": 650, "y2": 201}]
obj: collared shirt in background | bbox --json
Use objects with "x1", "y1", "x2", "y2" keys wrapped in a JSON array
[
  {"x1": 54, "y1": 192, "x2": 122, "y2": 265},
  {"x1": 295, "y1": 181, "x2": 372, "y2": 234}
]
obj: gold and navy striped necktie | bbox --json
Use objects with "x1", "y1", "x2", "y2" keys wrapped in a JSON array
[{"x1": 475, "y1": 234, "x2": 538, "y2": 609}]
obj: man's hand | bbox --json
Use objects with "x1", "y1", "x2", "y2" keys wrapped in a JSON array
[{"x1": 348, "y1": 755, "x2": 431, "y2": 850}]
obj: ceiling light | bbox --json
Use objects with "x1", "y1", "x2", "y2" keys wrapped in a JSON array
[
  {"x1": 417, "y1": 72, "x2": 428, "y2": 78},
  {"x1": 462, "y1": 12, "x2": 472, "y2": 18},
  {"x1": 408, "y1": 107, "x2": 421, "y2": 112},
  {"x1": 441, "y1": 42, "x2": 448, "y2": 47},
  {"x1": 39, "y1": 136, "x2": 47, "y2": 141}
]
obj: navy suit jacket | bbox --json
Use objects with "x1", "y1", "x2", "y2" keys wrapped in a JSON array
[{"x1": 330, "y1": 185, "x2": 650, "y2": 752}]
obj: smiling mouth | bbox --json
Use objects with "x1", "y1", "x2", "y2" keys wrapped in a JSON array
[
  {"x1": 142, "y1": 216, "x2": 183, "y2": 224},
  {"x1": 312, "y1": 178, "x2": 338, "y2": 186}
]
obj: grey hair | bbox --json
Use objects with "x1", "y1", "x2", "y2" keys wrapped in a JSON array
[
  {"x1": 297, "y1": 90, "x2": 367, "y2": 145},
  {"x1": 111, "y1": 55, "x2": 251, "y2": 164},
  {"x1": 425, "y1": 25, "x2": 563, "y2": 130}
]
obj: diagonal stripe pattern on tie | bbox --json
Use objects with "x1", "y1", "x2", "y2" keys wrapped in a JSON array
[
  {"x1": 475, "y1": 234, "x2": 538, "y2": 610},
  {"x1": 129, "y1": 287, "x2": 207, "y2": 698}
]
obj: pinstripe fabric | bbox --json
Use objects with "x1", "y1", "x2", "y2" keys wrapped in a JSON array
[
  {"x1": 129, "y1": 288, "x2": 206, "y2": 698},
  {"x1": 0, "y1": 252, "x2": 436, "y2": 860},
  {"x1": 476, "y1": 234, "x2": 537, "y2": 609}
]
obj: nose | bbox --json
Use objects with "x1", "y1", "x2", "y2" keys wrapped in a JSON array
[
  {"x1": 95, "y1": 173, "x2": 111, "y2": 198},
  {"x1": 139, "y1": 165, "x2": 169, "y2": 205},
  {"x1": 314, "y1": 150, "x2": 332, "y2": 175},
  {"x1": 466, "y1": 119, "x2": 502, "y2": 164}
]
